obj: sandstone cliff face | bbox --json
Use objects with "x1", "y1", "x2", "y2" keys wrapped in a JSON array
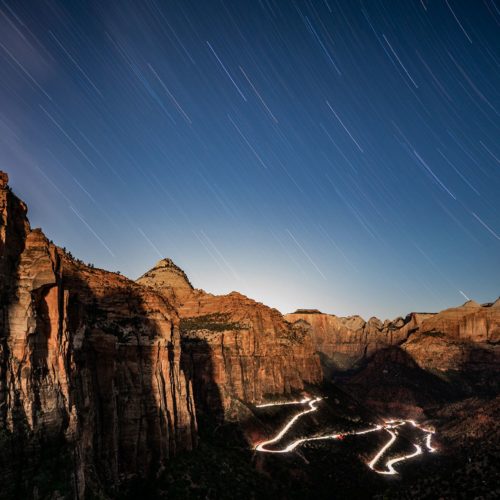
[
  {"x1": 284, "y1": 310, "x2": 433, "y2": 372},
  {"x1": 402, "y1": 301, "x2": 500, "y2": 376},
  {"x1": 286, "y1": 302, "x2": 499, "y2": 375},
  {"x1": 286, "y1": 300, "x2": 499, "y2": 415},
  {"x1": 0, "y1": 173, "x2": 196, "y2": 498},
  {"x1": 417, "y1": 300, "x2": 500, "y2": 343},
  {"x1": 137, "y1": 258, "x2": 194, "y2": 307},
  {"x1": 138, "y1": 260, "x2": 322, "y2": 422}
]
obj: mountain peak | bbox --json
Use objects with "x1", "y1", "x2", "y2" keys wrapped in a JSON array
[
  {"x1": 154, "y1": 257, "x2": 186, "y2": 271},
  {"x1": 461, "y1": 299, "x2": 481, "y2": 309},
  {"x1": 137, "y1": 257, "x2": 193, "y2": 305}
]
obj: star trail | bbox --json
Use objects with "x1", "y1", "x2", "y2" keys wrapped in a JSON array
[{"x1": 1, "y1": 0, "x2": 499, "y2": 319}]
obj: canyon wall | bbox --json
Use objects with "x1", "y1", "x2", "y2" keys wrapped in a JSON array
[
  {"x1": 0, "y1": 172, "x2": 196, "y2": 498},
  {"x1": 286, "y1": 301, "x2": 499, "y2": 375},
  {"x1": 402, "y1": 300, "x2": 500, "y2": 375},
  {"x1": 284, "y1": 309, "x2": 433, "y2": 372},
  {"x1": 138, "y1": 260, "x2": 323, "y2": 422},
  {"x1": 0, "y1": 171, "x2": 323, "y2": 496},
  {"x1": 286, "y1": 301, "x2": 500, "y2": 415}
]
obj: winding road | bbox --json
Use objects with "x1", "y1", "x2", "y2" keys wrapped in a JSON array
[{"x1": 254, "y1": 397, "x2": 436, "y2": 475}]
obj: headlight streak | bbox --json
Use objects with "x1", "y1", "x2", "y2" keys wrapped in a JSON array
[
  {"x1": 373, "y1": 443, "x2": 423, "y2": 475},
  {"x1": 254, "y1": 398, "x2": 438, "y2": 475},
  {"x1": 408, "y1": 419, "x2": 437, "y2": 453},
  {"x1": 256, "y1": 397, "x2": 312, "y2": 408},
  {"x1": 425, "y1": 433, "x2": 436, "y2": 453},
  {"x1": 254, "y1": 397, "x2": 323, "y2": 452},
  {"x1": 367, "y1": 429, "x2": 398, "y2": 471}
]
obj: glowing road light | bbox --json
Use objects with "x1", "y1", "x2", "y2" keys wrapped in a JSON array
[
  {"x1": 256, "y1": 397, "x2": 312, "y2": 408},
  {"x1": 368, "y1": 429, "x2": 398, "y2": 471},
  {"x1": 425, "y1": 432, "x2": 436, "y2": 453},
  {"x1": 408, "y1": 419, "x2": 435, "y2": 433},
  {"x1": 409, "y1": 419, "x2": 437, "y2": 453},
  {"x1": 373, "y1": 443, "x2": 423, "y2": 475},
  {"x1": 254, "y1": 398, "x2": 438, "y2": 475},
  {"x1": 354, "y1": 425, "x2": 383, "y2": 435},
  {"x1": 255, "y1": 397, "x2": 324, "y2": 452}
]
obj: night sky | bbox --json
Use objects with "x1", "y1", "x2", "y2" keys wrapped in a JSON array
[{"x1": 1, "y1": 1, "x2": 499, "y2": 319}]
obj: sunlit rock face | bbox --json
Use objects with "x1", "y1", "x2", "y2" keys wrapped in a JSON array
[
  {"x1": 137, "y1": 257, "x2": 194, "y2": 306},
  {"x1": 284, "y1": 310, "x2": 433, "y2": 373},
  {"x1": 417, "y1": 300, "x2": 500, "y2": 343},
  {"x1": 286, "y1": 302, "x2": 500, "y2": 415},
  {"x1": 402, "y1": 301, "x2": 500, "y2": 377},
  {"x1": 138, "y1": 265, "x2": 322, "y2": 422},
  {"x1": 286, "y1": 303, "x2": 499, "y2": 374},
  {"x1": 0, "y1": 172, "x2": 196, "y2": 498}
]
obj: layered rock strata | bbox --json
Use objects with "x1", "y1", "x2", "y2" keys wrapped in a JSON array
[
  {"x1": 1, "y1": 170, "x2": 323, "y2": 496},
  {"x1": 284, "y1": 309, "x2": 433, "y2": 372},
  {"x1": 286, "y1": 301, "x2": 499, "y2": 375},
  {"x1": 138, "y1": 260, "x2": 323, "y2": 421},
  {"x1": 0, "y1": 172, "x2": 196, "y2": 497}
]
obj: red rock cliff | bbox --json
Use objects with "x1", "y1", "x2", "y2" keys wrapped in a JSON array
[
  {"x1": 0, "y1": 172, "x2": 196, "y2": 498},
  {"x1": 287, "y1": 302, "x2": 499, "y2": 372},
  {"x1": 284, "y1": 309, "x2": 433, "y2": 372},
  {"x1": 402, "y1": 300, "x2": 500, "y2": 373},
  {"x1": 138, "y1": 260, "x2": 322, "y2": 421}
]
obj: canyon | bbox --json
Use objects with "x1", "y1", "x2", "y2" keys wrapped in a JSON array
[
  {"x1": 286, "y1": 301, "x2": 499, "y2": 415},
  {"x1": 1, "y1": 169, "x2": 498, "y2": 499},
  {"x1": 137, "y1": 258, "x2": 322, "y2": 424},
  {"x1": 0, "y1": 171, "x2": 321, "y2": 497}
]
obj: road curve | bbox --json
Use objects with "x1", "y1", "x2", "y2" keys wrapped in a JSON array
[{"x1": 254, "y1": 397, "x2": 437, "y2": 475}]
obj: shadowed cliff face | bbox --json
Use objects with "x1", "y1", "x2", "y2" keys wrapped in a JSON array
[
  {"x1": 138, "y1": 260, "x2": 323, "y2": 422},
  {"x1": 0, "y1": 173, "x2": 197, "y2": 498}
]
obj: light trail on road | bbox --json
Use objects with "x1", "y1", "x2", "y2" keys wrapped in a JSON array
[
  {"x1": 256, "y1": 398, "x2": 311, "y2": 408},
  {"x1": 408, "y1": 419, "x2": 436, "y2": 453},
  {"x1": 255, "y1": 397, "x2": 324, "y2": 452},
  {"x1": 254, "y1": 397, "x2": 437, "y2": 475},
  {"x1": 367, "y1": 428, "x2": 398, "y2": 471}
]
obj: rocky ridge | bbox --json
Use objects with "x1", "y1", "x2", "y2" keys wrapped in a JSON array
[
  {"x1": 285, "y1": 301, "x2": 499, "y2": 414},
  {"x1": 284, "y1": 309, "x2": 434, "y2": 372},
  {"x1": 138, "y1": 260, "x2": 322, "y2": 423},
  {"x1": 286, "y1": 300, "x2": 499, "y2": 372},
  {"x1": 0, "y1": 171, "x2": 322, "y2": 496}
]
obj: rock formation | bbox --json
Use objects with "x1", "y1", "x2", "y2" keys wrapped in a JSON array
[
  {"x1": 1, "y1": 167, "x2": 498, "y2": 498},
  {"x1": 0, "y1": 172, "x2": 196, "y2": 498},
  {"x1": 286, "y1": 301, "x2": 499, "y2": 415},
  {"x1": 402, "y1": 300, "x2": 500, "y2": 379},
  {"x1": 284, "y1": 309, "x2": 433, "y2": 372},
  {"x1": 286, "y1": 302, "x2": 499, "y2": 375},
  {"x1": 138, "y1": 259, "x2": 322, "y2": 423},
  {"x1": 0, "y1": 171, "x2": 322, "y2": 496},
  {"x1": 137, "y1": 258, "x2": 194, "y2": 307}
]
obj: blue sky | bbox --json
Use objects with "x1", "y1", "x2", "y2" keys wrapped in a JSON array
[{"x1": 2, "y1": 0, "x2": 499, "y2": 319}]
